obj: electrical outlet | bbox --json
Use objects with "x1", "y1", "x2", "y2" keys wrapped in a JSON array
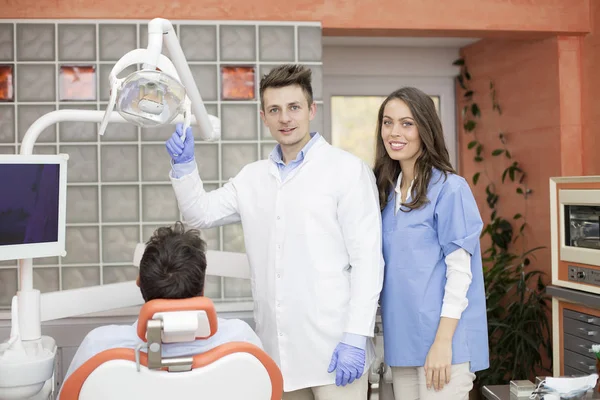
[{"x1": 568, "y1": 266, "x2": 578, "y2": 281}]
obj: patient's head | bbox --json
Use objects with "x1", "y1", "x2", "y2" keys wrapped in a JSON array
[{"x1": 138, "y1": 221, "x2": 207, "y2": 302}]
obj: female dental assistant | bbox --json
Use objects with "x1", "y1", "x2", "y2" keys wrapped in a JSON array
[{"x1": 373, "y1": 87, "x2": 489, "y2": 400}]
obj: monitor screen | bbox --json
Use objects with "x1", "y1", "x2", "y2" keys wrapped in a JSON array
[{"x1": 0, "y1": 154, "x2": 68, "y2": 261}]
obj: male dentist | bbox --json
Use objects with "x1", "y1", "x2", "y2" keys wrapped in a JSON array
[{"x1": 165, "y1": 64, "x2": 384, "y2": 399}]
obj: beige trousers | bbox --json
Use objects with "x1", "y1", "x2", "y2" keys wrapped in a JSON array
[
  {"x1": 281, "y1": 374, "x2": 369, "y2": 400},
  {"x1": 391, "y1": 362, "x2": 475, "y2": 400}
]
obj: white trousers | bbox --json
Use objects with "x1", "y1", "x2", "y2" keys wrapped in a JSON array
[
  {"x1": 391, "y1": 362, "x2": 475, "y2": 400},
  {"x1": 281, "y1": 374, "x2": 369, "y2": 400}
]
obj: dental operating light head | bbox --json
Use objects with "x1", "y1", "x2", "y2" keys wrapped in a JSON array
[
  {"x1": 98, "y1": 49, "x2": 191, "y2": 138},
  {"x1": 98, "y1": 18, "x2": 219, "y2": 142},
  {"x1": 117, "y1": 69, "x2": 185, "y2": 127}
]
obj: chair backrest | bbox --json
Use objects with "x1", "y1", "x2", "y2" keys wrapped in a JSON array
[{"x1": 59, "y1": 297, "x2": 283, "y2": 400}]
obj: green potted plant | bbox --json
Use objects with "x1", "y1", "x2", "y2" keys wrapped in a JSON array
[{"x1": 454, "y1": 58, "x2": 553, "y2": 389}]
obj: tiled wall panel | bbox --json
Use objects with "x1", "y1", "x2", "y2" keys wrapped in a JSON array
[{"x1": 0, "y1": 20, "x2": 323, "y2": 308}]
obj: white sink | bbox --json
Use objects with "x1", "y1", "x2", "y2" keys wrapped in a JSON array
[{"x1": 0, "y1": 336, "x2": 56, "y2": 400}]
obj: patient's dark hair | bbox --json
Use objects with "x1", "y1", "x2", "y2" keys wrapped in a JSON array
[{"x1": 139, "y1": 221, "x2": 207, "y2": 302}]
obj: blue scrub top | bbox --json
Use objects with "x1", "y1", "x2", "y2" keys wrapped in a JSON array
[{"x1": 380, "y1": 168, "x2": 489, "y2": 373}]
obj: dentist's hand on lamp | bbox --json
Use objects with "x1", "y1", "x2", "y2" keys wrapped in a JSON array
[
  {"x1": 327, "y1": 342, "x2": 366, "y2": 386},
  {"x1": 166, "y1": 123, "x2": 195, "y2": 164}
]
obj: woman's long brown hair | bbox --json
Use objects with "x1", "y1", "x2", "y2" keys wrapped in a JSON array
[{"x1": 373, "y1": 87, "x2": 456, "y2": 211}]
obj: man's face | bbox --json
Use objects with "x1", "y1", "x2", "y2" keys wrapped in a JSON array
[{"x1": 260, "y1": 85, "x2": 316, "y2": 148}]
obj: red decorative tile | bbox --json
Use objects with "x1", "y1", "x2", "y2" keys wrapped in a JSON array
[
  {"x1": 59, "y1": 65, "x2": 96, "y2": 101},
  {"x1": 0, "y1": 65, "x2": 14, "y2": 101},
  {"x1": 221, "y1": 66, "x2": 255, "y2": 100}
]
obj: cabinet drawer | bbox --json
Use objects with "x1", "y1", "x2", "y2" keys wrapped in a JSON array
[
  {"x1": 564, "y1": 309, "x2": 600, "y2": 327},
  {"x1": 564, "y1": 333, "x2": 597, "y2": 359},
  {"x1": 564, "y1": 317, "x2": 600, "y2": 340},
  {"x1": 564, "y1": 349, "x2": 597, "y2": 374}
]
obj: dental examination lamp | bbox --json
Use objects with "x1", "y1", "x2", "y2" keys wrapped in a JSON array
[
  {"x1": 0, "y1": 17, "x2": 230, "y2": 399},
  {"x1": 99, "y1": 18, "x2": 220, "y2": 142}
]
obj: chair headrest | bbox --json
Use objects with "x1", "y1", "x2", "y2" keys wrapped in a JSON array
[{"x1": 137, "y1": 297, "x2": 218, "y2": 343}]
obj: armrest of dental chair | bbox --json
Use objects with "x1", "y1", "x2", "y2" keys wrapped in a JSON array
[{"x1": 59, "y1": 297, "x2": 282, "y2": 400}]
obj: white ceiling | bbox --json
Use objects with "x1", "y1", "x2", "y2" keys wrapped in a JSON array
[{"x1": 323, "y1": 36, "x2": 480, "y2": 48}]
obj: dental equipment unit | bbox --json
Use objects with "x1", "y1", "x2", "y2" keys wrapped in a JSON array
[{"x1": 0, "y1": 17, "x2": 256, "y2": 399}]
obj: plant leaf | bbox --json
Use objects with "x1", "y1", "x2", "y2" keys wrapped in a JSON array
[
  {"x1": 473, "y1": 172, "x2": 481, "y2": 185},
  {"x1": 464, "y1": 120, "x2": 476, "y2": 132},
  {"x1": 457, "y1": 75, "x2": 466, "y2": 90},
  {"x1": 498, "y1": 133, "x2": 506, "y2": 146},
  {"x1": 516, "y1": 187, "x2": 523, "y2": 194},
  {"x1": 474, "y1": 156, "x2": 483, "y2": 162},
  {"x1": 492, "y1": 149, "x2": 504, "y2": 156},
  {"x1": 502, "y1": 168, "x2": 509, "y2": 184},
  {"x1": 453, "y1": 58, "x2": 465, "y2": 66},
  {"x1": 468, "y1": 140, "x2": 478, "y2": 149},
  {"x1": 464, "y1": 90, "x2": 474, "y2": 98},
  {"x1": 514, "y1": 213, "x2": 522, "y2": 219},
  {"x1": 471, "y1": 103, "x2": 481, "y2": 118}
]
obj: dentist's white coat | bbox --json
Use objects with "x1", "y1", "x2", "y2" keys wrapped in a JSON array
[{"x1": 170, "y1": 137, "x2": 384, "y2": 391}]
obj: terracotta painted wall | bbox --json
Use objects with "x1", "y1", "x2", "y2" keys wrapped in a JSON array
[
  {"x1": 457, "y1": 37, "x2": 563, "y2": 281},
  {"x1": 2, "y1": 0, "x2": 591, "y2": 36},
  {"x1": 457, "y1": 28, "x2": 596, "y2": 376},
  {"x1": 582, "y1": 0, "x2": 600, "y2": 175},
  {"x1": 457, "y1": 1, "x2": 598, "y2": 283}
]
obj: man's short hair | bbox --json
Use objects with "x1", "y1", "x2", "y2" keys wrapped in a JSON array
[
  {"x1": 259, "y1": 64, "x2": 314, "y2": 110},
  {"x1": 138, "y1": 221, "x2": 207, "y2": 302}
]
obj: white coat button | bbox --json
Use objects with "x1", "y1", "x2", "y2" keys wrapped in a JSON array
[
  {"x1": 277, "y1": 216, "x2": 281, "y2": 220},
  {"x1": 279, "y1": 332, "x2": 283, "y2": 336},
  {"x1": 277, "y1": 274, "x2": 281, "y2": 278}
]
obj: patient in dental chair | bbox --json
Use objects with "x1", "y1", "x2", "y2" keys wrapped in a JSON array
[{"x1": 60, "y1": 221, "x2": 262, "y2": 389}]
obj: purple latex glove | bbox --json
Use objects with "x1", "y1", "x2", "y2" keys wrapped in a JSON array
[
  {"x1": 165, "y1": 123, "x2": 195, "y2": 164},
  {"x1": 327, "y1": 342, "x2": 366, "y2": 386}
]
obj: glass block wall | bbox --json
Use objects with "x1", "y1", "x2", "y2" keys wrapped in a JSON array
[{"x1": 0, "y1": 20, "x2": 323, "y2": 309}]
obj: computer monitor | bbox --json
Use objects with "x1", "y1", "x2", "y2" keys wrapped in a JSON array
[{"x1": 0, "y1": 154, "x2": 68, "y2": 261}]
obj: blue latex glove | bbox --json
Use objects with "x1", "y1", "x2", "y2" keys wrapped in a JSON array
[
  {"x1": 327, "y1": 342, "x2": 366, "y2": 386},
  {"x1": 165, "y1": 123, "x2": 195, "y2": 164}
]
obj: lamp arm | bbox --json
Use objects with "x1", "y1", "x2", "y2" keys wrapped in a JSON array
[
  {"x1": 148, "y1": 18, "x2": 218, "y2": 142},
  {"x1": 38, "y1": 249, "x2": 250, "y2": 322},
  {"x1": 205, "y1": 250, "x2": 251, "y2": 280},
  {"x1": 39, "y1": 282, "x2": 144, "y2": 322},
  {"x1": 134, "y1": 244, "x2": 251, "y2": 280},
  {"x1": 17, "y1": 110, "x2": 219, "y2": 336}
]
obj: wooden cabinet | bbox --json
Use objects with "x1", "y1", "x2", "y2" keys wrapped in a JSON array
[
  {"x1": 551, "y1": 291, "x2": 600, "y2": 376},
  {"x1": 549, "y1": 176, "x2": 600, "y2": 376}
]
